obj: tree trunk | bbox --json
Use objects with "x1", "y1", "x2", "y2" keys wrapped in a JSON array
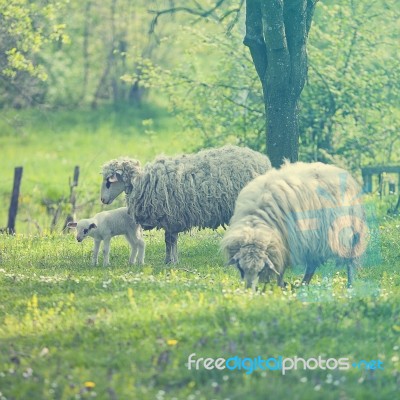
[
  {"x1": 81, "y1": 0, "x2": 92, "y2": 103},
  {"x1": 244, "y1": 0, "x2": 317, "y2": 167},
  {"x1": 91, "y1": 0, "x2": 117, "y2": 108},
  {"x1": 266, "y1": 97, "x2": 299, "y2": 167}
]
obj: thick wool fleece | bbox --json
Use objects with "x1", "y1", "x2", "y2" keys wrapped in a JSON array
[{"x1": 221, "y1": 161, "x2": 368, "y2": 286}]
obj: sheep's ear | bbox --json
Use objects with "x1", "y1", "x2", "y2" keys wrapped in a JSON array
[
  {"x1": 89, "y1": 223, "x2": 97, "y2": 230},
  {"x1": 265, "y1": 255, "x2": 280, "y2": 276},
  {"x1": 226, "y1": 252, "x2": 239, "y2": 266},
  {"x1": 108, "y1": 174, "x2": 119, "y2": 183},
  {"x1": 67, "y1": 222, "x2": 77, "y2": 228}
]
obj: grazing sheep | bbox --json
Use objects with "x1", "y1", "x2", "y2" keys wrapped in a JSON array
[
  {"x1": 67, "y1": 207, "x2": 145, "y2": 266},
  {"x1": 221, "y1": 162, "x2": 369, "y2": 290},
  {"x1": 100, "y1": 145, "x2": 271, "y2": 263}
]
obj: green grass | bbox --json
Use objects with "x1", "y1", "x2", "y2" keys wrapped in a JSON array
[
  {"x1": 0, "y1": 107, "x2": 399, "y2": 399},
  {"x1": 0, "y1": 222, "x2": 399, "y2": 400}
]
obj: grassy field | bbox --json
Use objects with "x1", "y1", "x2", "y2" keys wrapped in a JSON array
[
  {"x1": 0, "y1": 224, "x2": 399, "y2": 400},
  {"x1": 0, "y1": 108, "x2": 399, "y2": 399}
]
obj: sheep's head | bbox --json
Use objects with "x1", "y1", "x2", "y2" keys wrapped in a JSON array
[
  {"x1": 222, "y1": 225, "x2": 284, "y2": 290},
  {"x1": 100, "y1": 158, "x2": 141, "y2": 205},
  {"x1": 67, "y1": 220, "x2": 97, "y2": 242}
]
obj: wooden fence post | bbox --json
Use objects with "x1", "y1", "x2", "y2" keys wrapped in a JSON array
[
  {"x1": 62, "y1": 166, "x2": 80, "y2": 232},
  {"x1": 7, "y1": 166, "x2": 23, "y2": 234}
]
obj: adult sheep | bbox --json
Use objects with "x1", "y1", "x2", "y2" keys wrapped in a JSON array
[
  {"x1": 100, "y1": 145, "x2": 271, "y2": 263},
  {"x1": 221, "y1": 161, "x2": 369, "y2": 290}
]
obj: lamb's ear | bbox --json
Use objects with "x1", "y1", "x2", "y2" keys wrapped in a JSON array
[
  {"x1": 265, "y1": 255, "x2": 280, "y2": 276},
  {"x1": 89, "y1": 223, "x2": 97, "y2": 230},
  {"x1": 108, "y1": 174, "x2": 119, "y2": 183},
  {"x1": 67, "y1": 222, "x2": 77, "y2": 228}
]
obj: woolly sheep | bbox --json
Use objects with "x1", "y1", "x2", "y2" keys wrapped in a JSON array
[
  {"x1": 67, "y1": 207, "x2": 145, "y2": 266},
  {"x1": 221, "y1": 161, "x2": 369, "y2": 290},
  {"x1": 100, "y1": 145, "x2": 271, "y2": 263}
]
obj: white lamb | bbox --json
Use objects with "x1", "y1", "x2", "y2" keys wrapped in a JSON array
[{"x1": 67, "y1": 207, "x2": 145, "y2": 266}]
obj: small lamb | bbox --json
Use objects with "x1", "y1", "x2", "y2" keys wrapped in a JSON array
[{"x1": 67, "y1": 207, "x2": 145, "y2": 266}]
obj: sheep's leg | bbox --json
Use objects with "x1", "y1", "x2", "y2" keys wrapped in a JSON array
[
  {"x1": 165, "y1": 231, "x2": 178, "y2": 264},
  {"x1": 171, "y1": 234, "x2": 179, "y2": 264},
  {"x1": 346, "y1": 258, "x2": 358, "y2": 288},
  {"x1": 92, "y1": 240, "x2": 101, "y2": 266},
  {"x1": 103, "y1": 238, "x2": 111, "y2": 266},
  {"x1": 301, "y1": 262, "x2": 318, "y2": 285},
  {"x1": 165, "y1": 232, "x2": 172, "y2": 264},
  {"x1": 277, "y1": 274, "x2": 285, "y2": 287}
]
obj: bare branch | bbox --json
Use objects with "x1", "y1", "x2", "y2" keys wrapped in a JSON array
[
  {"x1": 306, "y1": 0, "x2": 319, "y2": 35},
  {"x1": 243, "y1": 0, "x2": 268, "y2": 84},
  {"x1": 149, "y1": 0, "x2": 227, "y2": 35},
  {"x1": 222, "y1": 0, "x2": 245, "y2": 33},
  {"x1": 308, "y1": 62, "x2": 337, "y2": 116},
  {"x1": 261, "y1": 0, "x2": 290, "y2": 89},
  {"x1": 222, "y1": 94, "x2": 264, "y2": 116}
]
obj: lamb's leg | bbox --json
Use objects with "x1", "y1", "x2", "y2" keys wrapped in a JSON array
[
  {"x1": 165, "y1": 231, "x2": 179, "y2": 264},
  {"x1": 125, "y1": 233, "x2": 138, "y2": 264},
  {"x1": 92, "y1": 240, "x2": 101, "y2": 266},
  {"x1": 125, "y1": 232, "x2": 145, "y2": 265},
  {"x1": 102, "y1": 237, "x2": 111, "y2": 266},
  {"x1": 136, "y1": 236, "x2": 145, "y2": 265}
]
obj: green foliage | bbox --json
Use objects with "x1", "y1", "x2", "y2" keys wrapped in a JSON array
[
  {"x1": 129, "y1": 22, "x2": 266, "y2": 151},
  {"x1": 0, "y1": 220, "x2": 399, "y2": 399},
  {"x1": 300, "y1": 0, "x2": 400, "y2": 169},
  {"x1": 0, "y1": 0, "x2": 68, "y2": 79},
  {"x1": 0, "y1": 0, "x2": 69, "y2": 107}
]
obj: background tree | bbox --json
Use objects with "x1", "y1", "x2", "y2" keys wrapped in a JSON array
[
  {"x1": 148, "y1": 0, "x2": 317, "y2": 167},
  {"x1": 299, "y1": 0, "x2": 400, "y2": 170},
  {"x1": 244, "y1": 0, "x2": 317, "y2": 167},
  {"x1": 0, "y1": 0, "x2": 69, "y2": 107},
  {"x1": 141, "y1": 0, "x2": 398, "y2": 171}
]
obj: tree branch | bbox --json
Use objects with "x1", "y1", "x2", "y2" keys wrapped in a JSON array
[
  {"x1": 308, "y1": 62, "x2": 337, "y2": 117},
  {"x1": 149, "y1": 0, "x2": 227, "y2": 34},
  {"x1": 222, "y1": 94, "x2": 264, "y2": 116},
  {"x1": 283, "y1": 0, "x2": 309, "y2": 97},
  {"x1": 243, "y1": 0, "x2": 268, "y2": 85},
  {"x1": 306, "y1": 0, "x2": 319, "y2": 35},
  {"x1": 261, "y1": 0, "x2": 290, "y2": 90}
]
